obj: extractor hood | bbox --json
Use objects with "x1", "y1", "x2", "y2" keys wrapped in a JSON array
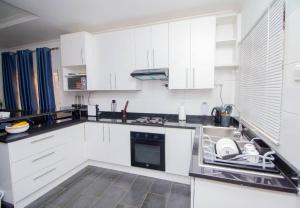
[{"x1": 130, "y1": 68, "x2": 169, "y2": 80}]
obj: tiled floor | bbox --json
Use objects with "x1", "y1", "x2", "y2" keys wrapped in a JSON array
[{"x1": 26, "y1": 166, "x2": 191, "y2": 208}]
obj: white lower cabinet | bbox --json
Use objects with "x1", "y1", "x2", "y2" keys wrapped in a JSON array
[
  {"x1": 165, "y1": 128, "x2": 194, "y2": 176},
  {"x1": 0, "y1": 123, "x2": 86, "y2": 205},
  {"x1": 85, "y1": 122, "x2": 131, "y2": 166},
  {"x1": 193, "y1": 178, "x2": 300, "y2": 208}
]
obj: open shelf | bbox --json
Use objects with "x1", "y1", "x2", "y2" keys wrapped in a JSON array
[{"x1": 215, "y1": 14, "x2": 239, "y2": 70}]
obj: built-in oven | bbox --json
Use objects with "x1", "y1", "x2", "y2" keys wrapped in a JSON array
[
  {"x1": 130, "y1": 131, "x2": 165, "y2": 171},
  {"x1": 67, "y1": 75, "x2": 87, "y2": 90}
]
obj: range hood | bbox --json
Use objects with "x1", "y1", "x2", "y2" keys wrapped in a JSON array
[{"x1": 130, "y1": 68, "x2": 169, "y2": 80}]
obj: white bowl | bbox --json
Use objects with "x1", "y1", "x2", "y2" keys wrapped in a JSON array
[{"x1": 5, "y1": 124, "x2": 30, "y2": 134}]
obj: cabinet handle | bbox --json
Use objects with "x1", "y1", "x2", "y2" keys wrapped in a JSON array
[
  {"x1": 114, "y1": 74, "x2": 117, "y2": 89},
  {"x1": 31, "y1": 135, "x2": 54, "y2": 144},
  {"x1": 108, "y1": 126, "x2": 111, "y2": 143},
  {"x1": 109, "y1": 73, "x2": 112, "y2": 89},
  {"x1": 152, "y1": 48, "x2": 155, "y2": 68},
  {"x1": 186, "y1": 68, "x2": 189, "y2": 88},
  {"x1": 33, "y1": 168, "x2": 56, "y2": 181},
  {"x1": 147, "y1": 50, "x2": 150, "y2": 68},
  {"x1": 102, "y1": 125, "x2": 105, "y2": 142},
  {"x1": 81, "y1": 48, "x2": 83, "y2": 64},
  {"x1": 32, "y1": 152, "x2": 55, "y2": 163},
  {"x1": 193, "y1": 68, "x2": 195, "y2": 88}
]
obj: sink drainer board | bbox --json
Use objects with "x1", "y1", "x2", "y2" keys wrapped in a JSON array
[{"x1": 202, "y1": 134, "x2": 280, "y2": 174}]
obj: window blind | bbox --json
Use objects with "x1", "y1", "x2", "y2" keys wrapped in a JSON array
[{"x1": 239, "y1": 0, "x2": 285, "y2": 144}]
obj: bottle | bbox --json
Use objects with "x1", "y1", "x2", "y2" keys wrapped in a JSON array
[
  {"x1": 178, "y1": 104, "x2": 186, "y2": 121},
  {"x1": 111, "y1": 100, "x2": 117, "y2": 112}
]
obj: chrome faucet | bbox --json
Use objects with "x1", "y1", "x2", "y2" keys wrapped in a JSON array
[{"x1": 230, "y1": 104, "x2": 243, "y2": 139}]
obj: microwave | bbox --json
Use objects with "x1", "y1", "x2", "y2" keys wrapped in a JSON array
[{"x1": 67, "y1": 75, "x2": 87, "y2": 90}]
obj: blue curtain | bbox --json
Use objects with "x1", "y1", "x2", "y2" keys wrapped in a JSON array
[
  {"x1": 1, "y1": 52, "x2": 18, "y2": 110},
  {"x1": 17, "y1": 50, "x2": 37, "y2": 112},
  {"x1": 36, "y1": 47, "x2": 56, "y2": 112}
]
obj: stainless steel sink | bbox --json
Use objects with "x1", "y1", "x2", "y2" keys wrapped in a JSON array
[{"x1": 202, "y1": 126, "x2": 237, "y2": 140}]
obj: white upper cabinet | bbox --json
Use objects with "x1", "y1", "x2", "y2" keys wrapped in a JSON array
[
  {"x1": 96, "y1": 30, "x2": 141, "y2": 90},
  {"x1": 169, "y1": 16, "x2": 216, "y2": 89},
  {"x1": 134, "y1": 23, "x2": 169, "y2": 69},
  {"x1": 135, "y1": 26, "x2": 152, "y2": 69},
  {"x1": 191, "y1": 17, "x2": 216, "y2": 89},
  {"x1": 151, "y1": 24, "x2": 169, "y2": 68},
  {"x1": 61, "y1": 32, "x2": 89, "y2": 67},
  {"x1": 169, "y1": 20, "x2": 191, "y2": 89}
]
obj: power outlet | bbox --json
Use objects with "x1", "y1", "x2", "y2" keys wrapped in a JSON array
[{"x1": 294, "y1": 65, "x2": 300, "y2": 81}]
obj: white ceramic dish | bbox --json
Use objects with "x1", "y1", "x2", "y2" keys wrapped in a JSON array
[
  {"x1": 5, "y1": 124, "x2": 30, "y2": 134},
  {"x1": 216, "y1": 138, "x2": 239, "y2": 158}
]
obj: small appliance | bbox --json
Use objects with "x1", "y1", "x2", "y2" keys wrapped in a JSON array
[{"x1": 67, "y1": 75, "x2": 87, "y2": 90}]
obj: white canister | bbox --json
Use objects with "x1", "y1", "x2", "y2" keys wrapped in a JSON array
[{"x1": 178, "y1": 105, "x2": 186, "y2": 121}]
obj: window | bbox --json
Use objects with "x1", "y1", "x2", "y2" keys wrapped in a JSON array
[{"x1": 238, "y1": 0, "x2": 285, "y2": 144}]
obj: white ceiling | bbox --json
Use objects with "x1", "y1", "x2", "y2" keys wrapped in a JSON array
[{"x1": 1, "y1": 0, "x2": 243, "y2": 49}]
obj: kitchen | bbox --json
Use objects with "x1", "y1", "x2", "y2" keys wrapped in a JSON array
[{"x1": 0, "y1": 0, "x2": 299, "y2": 208}]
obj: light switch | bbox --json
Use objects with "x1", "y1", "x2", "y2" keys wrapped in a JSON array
[{"x1": 294, "y1": 65, "x2": 300, "y2": 81}]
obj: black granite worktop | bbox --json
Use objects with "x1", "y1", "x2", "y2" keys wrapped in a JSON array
[
  {"x1": 0, "y1": 119, "x2": 86, "y2": 143},
  {"x1": 189, "y1": 126, "x2": 299, "y2": 194},
  {"x1": 0, "y1": 110, "x2": 298, "y2": 194}
]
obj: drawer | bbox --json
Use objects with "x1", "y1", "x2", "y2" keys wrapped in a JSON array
[
  {"x1": 11, "y1": 144, "x2": 66, "y2": 183},
  {"x1": 8, "y1": 130, "x2": 67, "y2": 162},
  {"x1": 13, "y1": 159, "x2": 67, "y2": 202}
]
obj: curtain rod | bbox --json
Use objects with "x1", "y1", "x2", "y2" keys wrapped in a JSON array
[{"x1": 31, "y1": 47, "x2": 60, "y2": 53}]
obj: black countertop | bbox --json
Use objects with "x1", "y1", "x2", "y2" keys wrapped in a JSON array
[
  {"x1": 189, "y1": 127, "x2": 299, "y2": 194},
  {"x1": 0, "y1": 111, "x2": 298, "y2": 194},
  {"x1": 0, "y1": 119, "x2": 86, "y2": 143}
]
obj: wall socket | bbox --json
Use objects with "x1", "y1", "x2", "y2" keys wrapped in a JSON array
[{"x1": 294, "y1": 65, "x2": 300, "y2": 81}]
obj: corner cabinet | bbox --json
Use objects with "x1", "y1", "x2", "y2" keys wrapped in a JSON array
[
  {"x1": 169, "y1": 16, "x2": 216, "y2": 89},
  {"x1": 60, "y1": 31, "x2": 101, "y2": 91},
  {"x1": 60, "y1": 32, "x2": 88, "y2": 66}
]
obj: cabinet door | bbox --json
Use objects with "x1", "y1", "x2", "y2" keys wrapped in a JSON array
[
  {"x1": 106, "y1": 124, "x2": 131, "y2": 166},
  {"x1": 168, "y1": 20, "x2": 191, "y2": 89},
  {"x1": 134, "y1": 26, "x2": 152, "y2": 69},
  {"x1": 85, "y1": 122, "x2": 107, "y2": 161},
  {"x1": 60, "y1": 32, "x2": 87, "y2": 66},
  {"x1": 113, "y1": 30, "x2": 140, "y2": 90},
  {"x1": 97, "y1": 32, "x2": 116, "y2": 90},
  {"x1": 191, "y1": 17, "x2": 216, "y2": 89},
  {"x1": 65, "y1": 124, "x2": 86, "y2": 168},
  {"x1": 151, "y1": 23, "x2": 169, "y2": 69},
  {"x1": 165, "y1": 128, "x2": 193, "y2": 176}
]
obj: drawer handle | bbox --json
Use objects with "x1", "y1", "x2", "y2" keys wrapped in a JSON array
[
  {"x1": 31, "y1": 135, "x2": 54, "y2": 144},
  {"x1": 33, "y1": 168, "x2": 56, "y2": 181},
  {"x1": 32, "y1": 152, "x2": 55, "y2": 163}
]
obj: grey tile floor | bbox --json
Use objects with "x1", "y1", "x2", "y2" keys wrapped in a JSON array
[{"x1": 26, "y1": 166, "x2": 191, "y2": 208}]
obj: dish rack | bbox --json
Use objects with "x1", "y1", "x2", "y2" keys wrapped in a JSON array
[{"x1": 202, "y1": 134, "x2": 276, "y2": 170}]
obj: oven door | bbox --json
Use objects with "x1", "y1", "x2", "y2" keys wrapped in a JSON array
[{"x1": 131, "y1": 131, "x2": 165, "y2": 171}]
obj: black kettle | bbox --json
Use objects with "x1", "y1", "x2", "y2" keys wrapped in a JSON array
[{"x1": 211, "y1": 107, "x2": 222, "y2": 124}]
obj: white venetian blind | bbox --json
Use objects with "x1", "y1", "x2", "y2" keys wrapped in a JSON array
[{"x1": 239, "y1": 0, "x2": 285, "y2": 144}]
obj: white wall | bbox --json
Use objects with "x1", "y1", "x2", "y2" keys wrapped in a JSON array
[
  {"x1": 240, "y1": 0, "x2": 300, "y2": 170},
  {"x1": 87, "y1": 69, "x2": 236, "y2": 115}
]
